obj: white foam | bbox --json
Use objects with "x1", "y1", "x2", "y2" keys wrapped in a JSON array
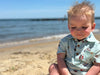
[
  {"x1": 0, "y1": 33, "x2": 69, "y2": 48},
  {"x1": 30, "y1": 33, "x2": 68, "y2": 41},
  {"x1": 93, "y1": 29, "x2": 100, "y2": 33}
]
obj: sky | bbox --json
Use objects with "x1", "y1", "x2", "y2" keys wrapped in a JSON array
[{"x1": 0, "y1": 0, "x2": 100, "y2": 19}]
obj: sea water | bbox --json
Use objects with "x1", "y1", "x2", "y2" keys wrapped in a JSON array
[{"x1": 0, "y1": 19, "x2": 100, "y2": 48}]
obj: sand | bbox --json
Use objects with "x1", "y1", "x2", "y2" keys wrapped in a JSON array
[{"x1": 0, "y1": 34, "x2": 100, "y2": 75}]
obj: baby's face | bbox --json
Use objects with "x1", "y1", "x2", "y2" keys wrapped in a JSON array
[{"x1": 68, "y1": 15, "x2": 95, "y2": 40}]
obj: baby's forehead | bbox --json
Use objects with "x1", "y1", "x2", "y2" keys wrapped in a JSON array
[
  {"x1": 70, "y1": 15, "x2": 89, "y2": 21},
  {"x1": 69, "y1": 15, "x2": 92, "y2": 25},
  {"x1": 70, "y1": 14, "x2": 92, "y2": 21}
]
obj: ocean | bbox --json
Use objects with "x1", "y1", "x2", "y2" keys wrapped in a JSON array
[{"x1": 0, "y1": 19, "x2": 100, "y2": 48}]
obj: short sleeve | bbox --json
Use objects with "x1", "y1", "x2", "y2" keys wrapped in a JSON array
[
  {"x1": 93, "y1": 44, "x2": 100, "y2": 63},
  {"x1": 57, "y1": 38, "x2": 67, "y2": 54}
]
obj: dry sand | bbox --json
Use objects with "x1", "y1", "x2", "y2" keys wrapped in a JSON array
[{"x1": 0, "y1": 34, "x2": 100, "y2": 75}]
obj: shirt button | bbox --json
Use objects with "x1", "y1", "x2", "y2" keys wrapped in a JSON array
[
  {"x1": 77, "y1": 45, "x2": 80, "y2": 47},
  {"x1": 74, "y1": 48, "x2": 76, "y2": 51},
  {"x1": 80, "y1": 69, "x2": 83, "y2": 71},
  {"x1": 76, "y1": 53, "x2": 79, "y2": 55},
  {"x1": 90, "y1": 52, "x2": 93, "y2": 54},
  {"x1": 95, "y1": 55, "x2": 98, "y2": 57},
  {"x1": 74, "y1": 70, "x2": 77, "y2": 72}
]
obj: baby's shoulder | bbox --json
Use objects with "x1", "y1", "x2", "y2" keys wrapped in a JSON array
[
  {"x1": 61, "y1": 34, "x2": 73, "y2": 42},
  {"x1": 95, "y1": 41, "x2": 100, "y2": 48},
  {"x1": 92, "y1": 41, "x2": 100, "y2": 52}
]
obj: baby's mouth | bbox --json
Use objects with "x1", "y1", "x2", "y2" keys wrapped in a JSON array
[{"x1": 77, "y1": 33, "x2": 82, "y2": 36}]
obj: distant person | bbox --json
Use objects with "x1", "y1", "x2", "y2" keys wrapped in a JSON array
[{"x1": 49, "y1": 0, "x2": 100, "y2": 75}]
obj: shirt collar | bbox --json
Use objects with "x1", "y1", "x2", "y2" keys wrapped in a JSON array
[
  {"x1": 85, "y1": 32, "x2": 98, "y2": 42},
  {"x1": 67, "y1": 32, "x2": 98, "y2": 42}
]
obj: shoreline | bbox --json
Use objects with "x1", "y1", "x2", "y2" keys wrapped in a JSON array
[
  {"x1": 0, "y1": 32, "x2": 99, "y2": 49},
  {"x1": 0, "y1": 33, "x2": 68, "y2": 49},
  {"x1": 0, "y1": 33, "x2": 100, "y2": 55}
]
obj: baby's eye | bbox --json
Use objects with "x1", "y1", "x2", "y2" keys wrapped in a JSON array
[
  {"x1": 82, "y1": 27, "x2": 88, "y2": 29},
  {"x1": 71, "y1": 27, "x2": 76, "y2": 29}
]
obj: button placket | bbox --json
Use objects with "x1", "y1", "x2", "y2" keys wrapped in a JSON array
[
  {"x1": 74, "y1": 42, "x2": 78, "y2": 56},
  {"x1": 73, "y1": 40, "x2": 82, "y2": 56},
  {"x1": 75, "y1": 42, "x2": 82, "y2": 56}
]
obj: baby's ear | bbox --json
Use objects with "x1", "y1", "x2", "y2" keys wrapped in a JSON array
[{"x1": 92, "y1": 22, "x2": 96, "y2": 30}]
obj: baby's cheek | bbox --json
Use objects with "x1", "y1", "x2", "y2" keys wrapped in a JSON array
[
  {"x1": 85, "y1": 28, "x2": 92, "y2": 32},
  {"x1": 84, "y1": 29, "x2": 91, "y2": 33},
  {"x1": 83, "y1": 30, "x2": 91, "y2": 36},
  {"x1": 70, "y1": 31, "x2": 75, "y2": 35}
]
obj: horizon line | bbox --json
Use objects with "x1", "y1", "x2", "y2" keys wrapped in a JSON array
[{"x1": 0, "y1": 17, "x2": 100, "y2": 21}]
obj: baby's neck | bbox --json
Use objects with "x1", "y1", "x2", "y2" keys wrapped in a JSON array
[{"x1": 77, "y1": 38, "x2": 85, "y2": 42}]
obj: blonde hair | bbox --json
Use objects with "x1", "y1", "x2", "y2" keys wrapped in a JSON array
[{"x1": 68, "y1": 0, "x2": 95, "y2": 24}]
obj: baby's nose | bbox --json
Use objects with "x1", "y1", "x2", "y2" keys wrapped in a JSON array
[{"x1": 76, "y1": 28, "x2": 81, "y2": 31}]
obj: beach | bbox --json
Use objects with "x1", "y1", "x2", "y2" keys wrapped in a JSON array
[{"x1": 0, "y1": 34, "x2": 100, "y2": 75}]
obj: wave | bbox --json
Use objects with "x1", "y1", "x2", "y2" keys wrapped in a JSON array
[{"x1": 0, "y1": 33, "x2": 69, "y2": 49}]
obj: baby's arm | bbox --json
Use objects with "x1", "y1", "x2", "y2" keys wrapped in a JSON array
[
  {"x1": 57, "y1": 53, "x2": 71, "y2": 75},
  {"x1": 86, "y1": 63, "x2": 100, "y2": 75}
]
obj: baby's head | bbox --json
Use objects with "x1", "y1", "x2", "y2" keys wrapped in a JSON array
[
  {"x1": 68, "y1": 0, "x2": 94, "y2": 24},
  {"x1": 67, "y1": 1, "x2": 95, "y2": 40}
]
